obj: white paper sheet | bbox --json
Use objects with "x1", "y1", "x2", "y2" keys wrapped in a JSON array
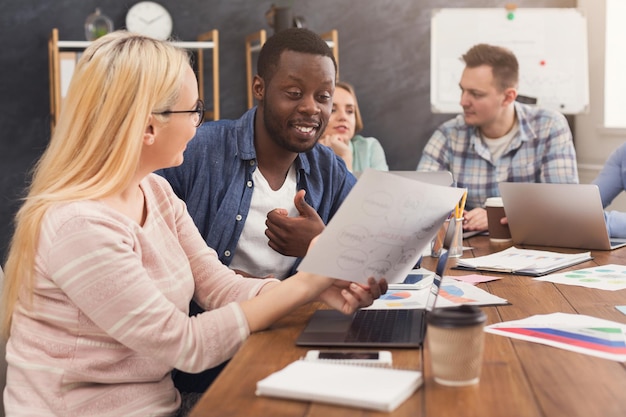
[
  {"x1": 485, "y1": 313, "x2": 626, "y2": 362},
  {"x1": 534, "y1": 264, "x2": 626, "y2": 291},
  {"x1": 298, "y1": 169, "x2": 465, "y2": 284},
  {"x1": 363, "y1": 277, "x2": 508, "y2": 310}
]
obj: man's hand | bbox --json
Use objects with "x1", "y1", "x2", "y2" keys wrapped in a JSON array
[
  {"x1": 463, "y1": 207, "x2": 508, "y2": 232},
  {"x1": 265, "y1": 189, "x2": 325, "y2": 257},
  {"x1": 462, "y1": 207, "x2": 488, "y2": 232}
]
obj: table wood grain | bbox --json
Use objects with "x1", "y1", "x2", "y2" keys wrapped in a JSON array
[{"x1": 190, "y1": 236, "x2": 626, "y2": 417}]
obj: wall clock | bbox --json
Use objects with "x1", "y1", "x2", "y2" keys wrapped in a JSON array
[{"x1": 125, "y1": 1, "x2": 173, "y2": 41}]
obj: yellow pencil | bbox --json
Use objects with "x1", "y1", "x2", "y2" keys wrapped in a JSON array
[{"x1": 456, "y1": 190, "x2": 468, "y2": 219}]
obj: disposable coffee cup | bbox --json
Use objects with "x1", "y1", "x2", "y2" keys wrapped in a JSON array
[
  {"x1": 485, "y1": 197, "x2": 511, "y2": 242},
  {"x1": 427, "y1": 305, "x2": 487, "y2": 386}
]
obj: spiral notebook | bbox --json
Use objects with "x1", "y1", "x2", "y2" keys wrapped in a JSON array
[{"x1": 256, "y1": 359, "x2": 422, "y2": 412}]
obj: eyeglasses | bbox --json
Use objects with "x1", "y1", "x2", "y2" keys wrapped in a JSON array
[{"x1": 153, "y1": 99, "x2": 205, "y2": 127}]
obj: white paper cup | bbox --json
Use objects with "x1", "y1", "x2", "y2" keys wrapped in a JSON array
[{"x1": 427, "y1": 305, "x2": 487, "y2": 386}]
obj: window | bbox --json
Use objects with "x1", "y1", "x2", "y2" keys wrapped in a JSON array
[{"x1": 604, "y1": 0, "x2": 626, "y2": 127}]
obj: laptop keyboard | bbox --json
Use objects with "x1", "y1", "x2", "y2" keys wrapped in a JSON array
[{"x1": 345, "y1": 309, "x2": 416, "y2": 343}]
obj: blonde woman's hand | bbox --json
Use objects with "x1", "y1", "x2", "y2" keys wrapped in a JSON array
[{"x1": 318, "y1": 277, "x2": 388, "y2": 315}]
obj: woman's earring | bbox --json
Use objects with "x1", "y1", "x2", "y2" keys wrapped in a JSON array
[{"x1": 148, "y1": 137, "x2": 154, "y2": 145}]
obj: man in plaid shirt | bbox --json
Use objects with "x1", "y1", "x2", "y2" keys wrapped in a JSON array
[{"x1": 418, "y1": 43, "x2": 578, "y2": 233}]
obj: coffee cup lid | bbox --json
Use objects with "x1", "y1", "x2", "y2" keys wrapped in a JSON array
[
  {"x1": 485, "y1": 197, "x2": 504, "y2": 207},
  {"x1": 427, "y1": 305, "x2": 487, "y2": 328}
]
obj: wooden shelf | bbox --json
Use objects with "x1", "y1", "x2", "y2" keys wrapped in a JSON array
[{"x1": 48, "y1": 28, "x2": 220, "y2": 131}]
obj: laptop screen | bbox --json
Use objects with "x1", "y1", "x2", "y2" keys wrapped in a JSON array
[
  {"x1": 498, "y1": 182, "x2": 626, "y2": 250},
  {"x1": 425, "y1": 249, "x2": 448, "y2": 312}
]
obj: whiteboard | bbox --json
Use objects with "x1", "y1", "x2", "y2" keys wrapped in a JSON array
[{"x1": 431, "y1": 8, "x2": 589, "y2": 114}]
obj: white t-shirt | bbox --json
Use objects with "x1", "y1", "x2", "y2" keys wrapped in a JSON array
[
  {"x1": 482, "y1": 120, "x2": 520, "y2": 162},
  {"x1": 229, "y1": 165, "x2": 298, "y2": 279}
]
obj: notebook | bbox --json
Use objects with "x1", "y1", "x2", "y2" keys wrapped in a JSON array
[
  {"x1": 256, "y1": 359, "x2": 422, "y2": 412},
  {"x1": 296, "y1": 249, "x2": 449, "y2": 348},
  {"x1": 499, "y1": 182, "x2": 626, "y2": 250}
]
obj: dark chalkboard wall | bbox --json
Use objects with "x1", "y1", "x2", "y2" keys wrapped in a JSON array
[{"x1": 0, "y1": 0, "x2": 575, "y2": 261}]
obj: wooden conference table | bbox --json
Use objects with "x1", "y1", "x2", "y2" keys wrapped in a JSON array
[{"x1": 190, "y1": 235, "x2": 626, "y2": 417}]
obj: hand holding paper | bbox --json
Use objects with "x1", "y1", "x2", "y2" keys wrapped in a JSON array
[{"x1": 298, "y1": 169, "x2": 465, "y2": 285}]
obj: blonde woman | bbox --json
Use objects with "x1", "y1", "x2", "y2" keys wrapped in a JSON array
[
  {"x1": 319, "y1": 81, "x2": 389, "y2": 175},
  {"x1": 0, "y1": 32, "x2": 385, "y2": 416}
]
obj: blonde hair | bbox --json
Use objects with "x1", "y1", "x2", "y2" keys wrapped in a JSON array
[
  {"x1": 335, "y1": 81, "x2": 363, "y2": 133},
  {"x1": 1, "y1": 31, "x2": 190, "y2": 337}
]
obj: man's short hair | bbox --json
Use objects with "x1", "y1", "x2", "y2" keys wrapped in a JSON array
[
  {"x1": 462, "y1": 44, "x2": 519, "y2": 91},
  {"x1": 257, "y1": 28, "x2": 337, "y2": 85}
]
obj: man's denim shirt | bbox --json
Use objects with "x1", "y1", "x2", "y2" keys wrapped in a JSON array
[{"x1": 157, "y1": 107, "x2": 356, "y2": 276}]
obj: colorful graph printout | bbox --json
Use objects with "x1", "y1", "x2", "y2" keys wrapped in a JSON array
[
  {"x1": 364, "y1": 278, "x2": 507, "y2": 310},
  {"x1": 485, "y1": 313, "x2": 626, "y2": 362},
  {"x1": 534, "y1": 264, "x2": 626, "y2": 291},
  {"x1": 366, "y1": 289, "x2": 428, "y2": 309},
  {"x1": 434, "y1": 279, "x2": 508, "y2": 307}
]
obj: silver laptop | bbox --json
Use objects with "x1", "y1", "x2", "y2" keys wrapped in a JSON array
[
  {"x1": 388, "y1": 170, "x2": 454, "y2": 187},
  {"x1": 499, "y1": 182, "x2": 626, "y2": 250},
  {"x1": 389, "y1": 171, "x2": 486, "y2": 239},
  {"x1": 295, "y1": 250, "x2": 449, "y2": 348},
  {"x1": 353, "y1": 170, "x2": 454, "y2": 187}
]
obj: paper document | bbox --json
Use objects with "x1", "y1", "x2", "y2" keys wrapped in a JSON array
[
  {"x1": 485, "y1": 313, "x2": 626, "y2": 362},
  {"x1": 387, "y1": 268, "x2": 435, "y2": 290},
  {"x1": 364, "y1": 277, "x2": 508, "y2": 310},
  {"x1": 435, "y1": 278, "x2": 508, "y2": 307},
  {"x1": 298, "y1": 169, "x2": 465, "y2": 284},
  {"x1": 455, "y1": 246, "x2": 592, "y2": 276},
  {"x1": 534, "y1": 264, "x2": 626, "y2": 291}
]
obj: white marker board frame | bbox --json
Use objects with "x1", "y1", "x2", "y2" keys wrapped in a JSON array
[{"x1": 431, "y1": 8, "x2": 589, "y2": 114}]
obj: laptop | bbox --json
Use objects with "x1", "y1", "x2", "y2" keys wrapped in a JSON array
[
  {"x1": 390, "y1": 170, "x2": 488, "y2": 239},
  {"x1": 296, "y1": 249, "x2": 449, "y2": 348},
  {"x1": 388, "y1": 170, "x2": 454, "y2": 187},
  {"x1": 353, "y1": 170, "x2": 454, "y2": 187},
  {"x1": 499, "y1": 182, "x2": 626, "y2": 250}
]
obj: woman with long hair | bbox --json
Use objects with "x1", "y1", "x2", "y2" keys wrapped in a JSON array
[{"x1": 1, "y1": 31, "x2": 385, "y2": 416}]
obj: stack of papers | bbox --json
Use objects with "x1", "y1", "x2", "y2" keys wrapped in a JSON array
[
  {"x1": 256, "y1": 360, "x2": 422, "y2": 412},
  {"x1": 455, "y1": 247, "x2": 592, "y2": 276},
  {"x1": 387, "y1": 268, "x2": 435, "y2": 290}
]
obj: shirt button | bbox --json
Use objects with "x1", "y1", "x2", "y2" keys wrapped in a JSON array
[
  {"x1": 224, "y1": 250, "x2": 231, "y2": 257},
  {"x1": 249, "y1": 160, "x2": 256, "y2": 166},
  {"x1": 236, "y1": 214, "x2": 242, "y2": 221},
  {"x1": 247, "y1": 180, "x2": 253, "y2": 188}
]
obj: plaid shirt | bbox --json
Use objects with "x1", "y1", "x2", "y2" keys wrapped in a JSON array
[{"x1": 417, "y1": 102, "x2": 579, "y2": 210}]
